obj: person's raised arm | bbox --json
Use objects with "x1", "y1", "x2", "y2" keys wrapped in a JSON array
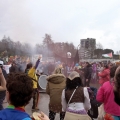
[
  {"x1": 34, "y1": 56, "x2": 41, "y2": 70},
  {"x1": 0, "y1": 68, "x2": 6, "y2": 91}
]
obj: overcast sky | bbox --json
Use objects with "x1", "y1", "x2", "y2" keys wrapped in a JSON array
[{"x1": 0, "y1": 0, "x2": 120, "y2": 52}]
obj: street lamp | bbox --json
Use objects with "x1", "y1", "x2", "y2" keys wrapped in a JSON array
[{"x1": 66, "y1": 52, "x2": 72, "y2": 76}]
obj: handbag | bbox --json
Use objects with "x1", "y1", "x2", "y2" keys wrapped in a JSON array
[{"x1": 87, "y1": 87, "x2": 101, "y2": 118}]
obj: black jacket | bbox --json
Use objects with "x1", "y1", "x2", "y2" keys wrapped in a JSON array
[{"x1": 84, "y1": 64, "x2": 92, "y2": 79}]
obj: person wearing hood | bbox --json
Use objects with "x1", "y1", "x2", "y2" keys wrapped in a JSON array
[
  {"x1": 97, "y1": 66, "x2": 120, "y2": 120},
  {"x1": 46, "y1": 67, "x2": 66, "y2": 120}
]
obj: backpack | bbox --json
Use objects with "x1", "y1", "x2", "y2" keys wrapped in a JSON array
[{"x1": 87, "y1": 87, "x2": 102, "y2": 118}]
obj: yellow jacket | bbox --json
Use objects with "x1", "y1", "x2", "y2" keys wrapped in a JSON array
[{"x1": 28, "y1": 67, "x2": 38, "y2": 89}]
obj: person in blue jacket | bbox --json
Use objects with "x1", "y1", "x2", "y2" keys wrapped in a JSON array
[{"x1": 0, "y1": 73, "x2": 33, "y2": 120}]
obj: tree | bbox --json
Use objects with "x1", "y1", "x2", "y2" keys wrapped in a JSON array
[
  {"x1": 22, "y1": 43, "x2": 33, "y2": 56},
  {"x1": 43, "y1": 34, "x2": 53, "y2": 47},
  {"x1": 94, "y1": 49, "x2": 103, "y2": 59},
  {"x1": 35, "y1": 44, "x2": 46, "y2": 54},
  {"x1": 0, "y1": 35, "x2": 77, "y2": 61},
  {"x1": 54, "y1": 42, "x2": 76, "y2": 58},
  {"x1": 116, "y1": 51, "x2": 120, "y2": 55},
  {"x1": 103, "y1": 49, "x2": 114, "y2": 55},
  {"x1": 96, "y1": 42, "x2": 103, "y2": 49}
]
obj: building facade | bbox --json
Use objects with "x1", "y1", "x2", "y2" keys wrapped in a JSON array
[{"x1": 79, "y1": 38, "x2": 96, "y2": 59}]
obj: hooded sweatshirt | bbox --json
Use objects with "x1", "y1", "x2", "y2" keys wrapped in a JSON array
[{"x1": 96, "y1": 81, "x2": 120, "y2": 116}]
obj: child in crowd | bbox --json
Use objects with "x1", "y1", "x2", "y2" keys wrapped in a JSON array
[{"x1": 0, "y1": 72, "x2": 49, "y2": 120}]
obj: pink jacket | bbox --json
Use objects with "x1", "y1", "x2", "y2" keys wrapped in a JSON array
[
  {"x1": 98, "y1": 68, "x2": 110, "y2": 85},
  {"x1": 96, "y1": 81, "x2": 120, "y2": 116}
]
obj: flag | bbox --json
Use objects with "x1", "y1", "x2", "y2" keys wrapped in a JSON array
[{"x1": 102, "y1": 52, "x2": 113, "y2": 58}]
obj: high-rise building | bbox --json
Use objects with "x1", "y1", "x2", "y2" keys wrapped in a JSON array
[{"x1": 79, "y1": 38, "x2": 96, "y2": 59}]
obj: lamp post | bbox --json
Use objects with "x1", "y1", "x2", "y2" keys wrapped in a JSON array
[
  {"x1": 65, "y1": 52, "x2": 72, "y2": 76},
  {"x1": 67, "y1": 52, "x2": 71, "y2": 66}
]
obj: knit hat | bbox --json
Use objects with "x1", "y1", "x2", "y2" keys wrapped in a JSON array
[{"x1": 68, "y1": 71, "x2": 80, "y2": 80}]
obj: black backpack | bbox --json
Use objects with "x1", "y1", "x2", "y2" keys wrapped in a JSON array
[{"x1": 87, "y1": 87, "x2": 102, "y2": 118}]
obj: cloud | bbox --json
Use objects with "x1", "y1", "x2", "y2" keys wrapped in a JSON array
[{"x1": 0, "y1": 0, "x2": 120, "y2": 52}]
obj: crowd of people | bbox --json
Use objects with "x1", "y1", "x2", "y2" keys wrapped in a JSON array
[{"x1": 0, "y1": 56, "x2": 120, "y2": 120}]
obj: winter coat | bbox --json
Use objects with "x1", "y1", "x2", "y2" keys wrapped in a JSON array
[
  {"x1": 96, "y1": 81, "x2": 120, "y2": 116},
  {"x1": 26, "y1": 59, "x2": 40, "y2": 89},
  {"x1": 28, "y1": 67, "x2": 38, "y2": 89},
  {"x1": 84, "y1": 65, "x2": 92, "y2": 80},
  {"x1": 98, "y1": 68, "x2": 110, "y2": 85},
  {"x1": 46, "y1": 74, "x2": 66, "y2": 112}
]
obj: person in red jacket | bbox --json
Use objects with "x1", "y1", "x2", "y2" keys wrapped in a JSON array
[
  {"x1": 97, "y1": 66, "x2": 120, "y2": 120},
  {"x1": 98, "y1": 64, "x2": 110, "y2": 85}
]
